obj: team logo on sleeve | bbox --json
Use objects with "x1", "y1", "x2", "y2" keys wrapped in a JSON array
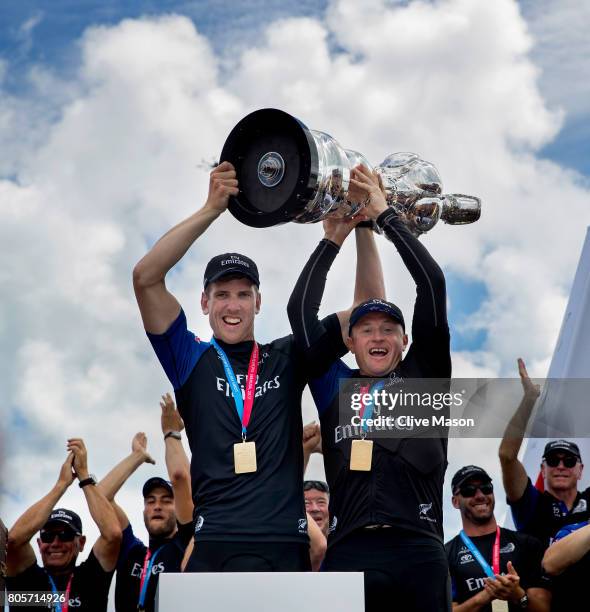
[
  {"x1": 329, "y1": 516, "x2": 338, "y2": 533},
  {"x1": 195, "y1": 515, "x2": 204, "y2": 533},
  {"x1": 298, "y1": 518, "x2": 308, "y2": 533},
  {"x1": 573, "y1": 499, "x2": 588, "y2": 514}
]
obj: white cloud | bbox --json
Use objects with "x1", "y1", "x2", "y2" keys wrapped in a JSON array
[
  {"x1": 1, "y1": 0, "x2": 589, "y2": 567},
  {"x1": 521, "y1": 0, "x2": 590, "y2": 119}
]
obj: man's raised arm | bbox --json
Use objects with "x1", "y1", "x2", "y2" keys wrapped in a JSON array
[
  {"x1": 334, "y1": 223, "x2": 387, "y2": 342},
  {"x1": 543, "y1": 521, "x2": 590, "y2": 576},
  {"x1": 499, "y1": 359, "x2": 541, "y2": 502},
  {"x1": 68, "y1": 439, "x2": 122, "y2": 572},
  {"x1": 133, "y1": 162, "x2": 238, "y2": 334},
  {"x1": 287, "y1": 215, "x2": 363, "y2": 376},
  {"x1": 97, "y1": 432, "x2": 155, "y2": 530},
  {"x1": 287, "y1": 168, "x2": 388, "y2": 375},
  {"x1": 7, "y1": 453, "x2": 76, "y2": 576},
  {"x1": 160, "y1": 393, "x2": 193, "y2": 525}
]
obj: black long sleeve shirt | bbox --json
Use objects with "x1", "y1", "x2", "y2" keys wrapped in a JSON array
[{"x1": 288, "y1": 209, "x2": 451, "y2": 546}]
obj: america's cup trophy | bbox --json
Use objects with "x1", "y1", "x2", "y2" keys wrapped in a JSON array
[{"x1": 220, "y1": 108, "x2": 481, "y2": 236}]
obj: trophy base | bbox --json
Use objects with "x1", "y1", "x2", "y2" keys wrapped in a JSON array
[{"x1": 220, "y1": 108, "x2": 319, "y2": 228}]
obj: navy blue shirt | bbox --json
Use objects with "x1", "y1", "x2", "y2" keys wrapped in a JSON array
[
  {"x1": 6, "y1": 551, "x2": 113, "y2": 612},
  {"x1": 114, "y1": 522, "x2": 192, "y2": 612},
  {"x1": 549, "y1": 520, "x2": 590, "y2": 612},
  {"x1": 148, "y1": 310, "x2": 344, "y2": 543},
  {"x1": 288, "y1": 210, "x2": 451, "y2": 546},
  {"x1": 509, "y1": 478, "x2": 590, "y2": 547},
  {"x1": 446, "y1": 527, "x2": 550, "y2": 611}
]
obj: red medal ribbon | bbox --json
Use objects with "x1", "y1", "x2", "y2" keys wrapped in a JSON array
[
  {"x1": 492, "y1": 525, "x2": 501, "y2": 576},
  {"x1": 241, "y1": 342, "x2": 259, "y2": 431}
]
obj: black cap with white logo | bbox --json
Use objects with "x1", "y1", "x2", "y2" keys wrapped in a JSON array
[
  {"x1": 543, "y1": 440, "x2": 581, "y2": 460},
  {"x1": 451, "y1": 465, "x2": 492, "y2": 493},
  {"x1": 203, "y1": 253, "x2": 260, "y2": 289},
  {"x1": 42, "y1": 508, "x2": 83, "y2": 535}
]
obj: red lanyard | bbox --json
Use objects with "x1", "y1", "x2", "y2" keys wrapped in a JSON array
[
  {"x1": 491, "y1": 526, "x2": 501, "y2": 575},
  {"x1": 138, "y1": 548, "x2": 152, "y2": 599},
  {"x1": 242, "y1": 342, "x2": 259, "y2": 432}
]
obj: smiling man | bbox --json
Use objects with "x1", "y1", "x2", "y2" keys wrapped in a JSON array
[
  {"x1": 288, "y1": 165, "x2": 452, "y2": 611},
  {"x1": 97, "y1": 401, "x2": 193, "y2": 612},
  {"x1": 133, "y1": 162, "x2": 382, "y2": 572},
  {"x1": 499, "y1": 360, "x2": 590, "y2": 548},
  {"x1": 446, "y1": 465, "x2": 551, "y2": 611},
  {"x1": 6, "y1": 440, "x2": 121, "y2": 612},
  {"x1": 304, "y1": 481, "x2": 330, "y2": 538}
]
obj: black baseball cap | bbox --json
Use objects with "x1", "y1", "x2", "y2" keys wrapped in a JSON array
[
  {"x1": 451, "y1": 466, "x2": 492, "y2": 493},
  {"x1": 543, "y1": 440, "x2": 581, "y2": 460},
  {"x1": 142, "y1": 477, "x2": 174, "y2": 498},
  {"x1": 42, "y1": 508, "x2": 83, "y2": 535},
  {"x1": 349, "y1": 299, "x2": 405, "y2": 335},
  {"x1": 203, "y1": 253, "x2": 260, "y2": 289}
]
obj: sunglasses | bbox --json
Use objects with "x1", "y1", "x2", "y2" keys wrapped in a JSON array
[
  {"x1": 545, "y1": 455, "x2": 578, "y2": 468},
  {"x1": 40, "y1": 530, "x2": 77, "y2": 543},
  {"x1": 304, "y1": 480, "x2": 329, "y2": 493},
  {"x1": 456, "y1": 483, "x2": 493, "y2": 498}
]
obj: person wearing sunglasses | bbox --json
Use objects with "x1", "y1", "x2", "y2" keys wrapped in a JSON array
[
  {"x1": 6, "y1": 439, "x2": 121, "y2": 611},
  {"x1": 446, "y1": 465, "x2": 551, "y2": 611},
  {"x1": 499, "y1": 359, "x2": 590, "y2": 548}
]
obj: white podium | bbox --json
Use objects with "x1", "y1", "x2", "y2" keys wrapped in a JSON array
[{"x1": 156, "y1": 572, "x2": 365, "y2": 611}]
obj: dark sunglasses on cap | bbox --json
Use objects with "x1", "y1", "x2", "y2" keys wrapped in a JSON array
[
  {"x1": 303, "y1": 480, "x2": 329, "y2": 493},
  {"x1": 40, "y1": 530, "x2": 77, "y2": 543},
  {"x1": 455, "y1": 483, "x2": 493, "y2": 498},
  {"x1": 545, "y1": 454, "x2": 578, "y2": 468}
]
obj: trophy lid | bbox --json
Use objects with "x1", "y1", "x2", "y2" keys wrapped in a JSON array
[{"x1": 220, "y1": 108, "x2": 320, "y2": 227}]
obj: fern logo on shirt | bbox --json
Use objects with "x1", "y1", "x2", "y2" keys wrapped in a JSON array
[{"x1": 195, "y1": 515, "x2": 204, "y2": 533}]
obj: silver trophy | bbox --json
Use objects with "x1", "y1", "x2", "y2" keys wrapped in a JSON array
[{"x1": 220, "y1": 109, "x2": 480, "y2": 236}]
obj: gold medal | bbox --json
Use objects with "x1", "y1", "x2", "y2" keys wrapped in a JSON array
[
  {"x1": 491, "y1": 600, "x2": 509, "y2": 612},
  {"x1": 234, "y1": 441, "x2": 257, "y2": 474},
  {"x1": 350, "y1": 439, "x2": 373, "y2": 471}
]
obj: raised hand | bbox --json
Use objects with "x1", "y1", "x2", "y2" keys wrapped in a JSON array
[
  {"x1": 348, "y1": 165, "x2": 388, "y2": 220},
  {"x1": 57, "y1": 452, "x2": 76, "y2": 489},
  {"x1": 160, "y1": 392, "x2": 185, "y2": 434},
  {"x1": 204, "y1": 161, "x2": 239, "y2": 214},
  {"x1": 67, "y1": 438, "x2": 89, "y2": 481},
  {"x1": 518, "y1": 358, "x2": 541, "y2": 400},
  {"x1": 303, "y1": 421, "x2": 322, "y2": 455},
  {"x1": 132, "y1": 432, "x2": 156, "y2": 465},
  {"x1": 322, "y1": 213, "x2": 368, "y2": 247}
]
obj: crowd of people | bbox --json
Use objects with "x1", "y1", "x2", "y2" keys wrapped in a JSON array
[{"x1": 2, "y1": 162, "x2": 589, "y2": 611}]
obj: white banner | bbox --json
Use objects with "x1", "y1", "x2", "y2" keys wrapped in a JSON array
[{"x1": 522, "y1": 227, "x2": 590, "y2": 486}]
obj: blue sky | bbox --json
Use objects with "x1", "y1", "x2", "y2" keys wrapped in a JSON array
[
  {"x1": 1, "y1": 0, "x2": 589, "y2": 569},
  {"x1": 1, "y1": 0, "x2": 586, "y2": 356},
  {"x1": 1, "y1": 1, "x2": 587, "y2": 175}
]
